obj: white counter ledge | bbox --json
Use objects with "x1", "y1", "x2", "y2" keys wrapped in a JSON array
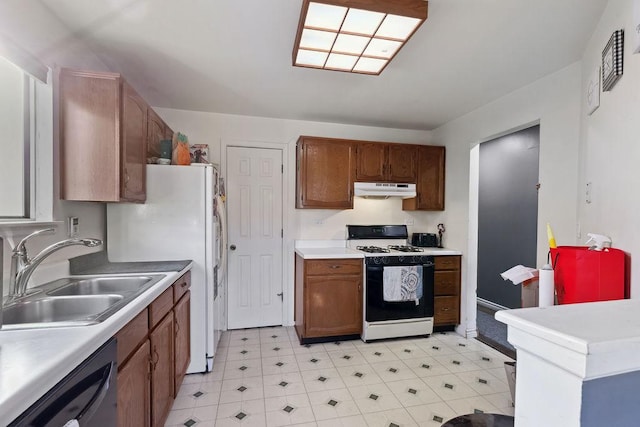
[
  {"x1": 0, "y1": 263, "x2": 192, "y2": 425},
  {"x1": 295, "y1": 247, "x2": 364, "y2": 259},
  {"x1": 496, "y1": 299, "x2": 640, "y2": 427}
]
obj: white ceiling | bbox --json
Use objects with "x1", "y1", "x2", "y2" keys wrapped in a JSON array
[{"x1": 37, "y1": 0, "x2": 607, "y2": 130}]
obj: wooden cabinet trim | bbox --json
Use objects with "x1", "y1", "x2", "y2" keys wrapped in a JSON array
[
  {"x1": 149, "y1": 287, "x2": 174, "y2": 329},
  {"x1": 173, "y1": 271, "x2": 191, "y2": 303},
  {"x1": 305, "y1": 259, "x2": 363, "y2": 276},
  {"x1": 115, "y1": 308, "x2": 149, "y2": 367}
]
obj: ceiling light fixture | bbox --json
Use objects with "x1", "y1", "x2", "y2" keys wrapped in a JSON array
[{"x1": 292, "y1": 0, "x2": 428, "y2": 75}]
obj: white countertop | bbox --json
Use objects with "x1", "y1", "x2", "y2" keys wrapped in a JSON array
[
  {"x1": 0, "y1": 264, "x2": 192, "y2": 424},
  {"x1": 294, "y1": 241, "x2": 462, "y2": 259},
  {"x1": 295, "y1": 247, "x2": 364, "y2": 259},
  {"x1": 496, "y1": 298, "x2": 640, "y2": 379}
]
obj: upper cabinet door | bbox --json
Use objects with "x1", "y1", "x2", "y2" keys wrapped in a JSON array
[
  {"x1": 296, "y1": 137, "x2": 356, "y2": 209},
  {"x1": 387, "y1": 144, "x2": 417, "y2": 183},
  {"x1": 121, "y1": 82, "x2": 147, "y2": 202},
  {"x1": 356, "y1": 143, "x2": 387, "y2": 182},
  {"x1": 403, "y1": 145, "x2": 445, "y2": 211},
  {"x1": 355, "y1": 142, "x2": 418, "y2": 183},
  {"x1": 147, "y1": 108, "x2": 165, "y2": 159},
  {"x1": 59, "y1": 69, "x2": 122, "y2": 202}
]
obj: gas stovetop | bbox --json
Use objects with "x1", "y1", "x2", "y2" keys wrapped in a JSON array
[{"x1": 356, "y1": 245, "x2": 424, "y2": 254}]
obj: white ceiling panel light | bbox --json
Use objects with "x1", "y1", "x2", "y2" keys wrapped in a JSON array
[{"x1": 292, "y1": 0, "x2": 428, "y2": 75}]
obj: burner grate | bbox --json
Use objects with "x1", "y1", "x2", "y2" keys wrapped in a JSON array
[
  {"x1": 356, "y1": 246, "x2": 390, "y2": 253},
  {"x1": 388, "y1": 245, "x2": 424, "y2": 253}
]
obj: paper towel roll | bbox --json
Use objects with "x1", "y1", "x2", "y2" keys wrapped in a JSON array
[{"x1": 539, "y1": 265, "x2": 555, "y2": 307}]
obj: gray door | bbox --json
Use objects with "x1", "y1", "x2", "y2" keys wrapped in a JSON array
[{"x1": 478, "y1": 125, "x2": 539, "y2": 308}]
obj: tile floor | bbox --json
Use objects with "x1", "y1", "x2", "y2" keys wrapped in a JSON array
[{"x1": 165, "y1": 327, "x2": 515, "y2": 427}]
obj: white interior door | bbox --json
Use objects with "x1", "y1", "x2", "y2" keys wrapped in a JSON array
[{"x1": 226, "y1": 146, "x2": 283, "y2": 329}]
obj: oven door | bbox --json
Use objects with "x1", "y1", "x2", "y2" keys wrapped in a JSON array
[{"x1": 365, "y1": 260, "x2": 434, "y2": 322}]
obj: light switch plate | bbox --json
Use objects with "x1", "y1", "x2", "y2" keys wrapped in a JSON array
[{"x1": 67, "y1": 217, "x2": 79, "y2": 238}]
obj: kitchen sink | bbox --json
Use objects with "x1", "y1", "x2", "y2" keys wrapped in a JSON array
[
  {"x1": 47, "y1": 276, "x2": 156, "y2": 296},
  {"x1": 3, "y1": 295, "x2": 124, "y2": 325},
  {"x1": 1, "y1": 274, "x2": 166, "y2": 330}
]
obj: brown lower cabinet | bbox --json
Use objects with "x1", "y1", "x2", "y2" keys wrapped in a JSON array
[
  {"x1": 150, "y1": 313, "x2": 174, "y2": 426},
  {"x1": 117, "y1": 340, "x2": 150, "y2": 427},
  {"x1": 295, "y1": 255, "x2": 363, "y2": 343},
  {"x1": 433, "y1": 256, "x2": 461, "y2": 327},
  {"x1": 116, "y1": 271, "x2": 191, "y2": 427}
]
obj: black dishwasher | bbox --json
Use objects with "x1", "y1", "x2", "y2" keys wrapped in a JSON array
[{"x1": 10, "y1": 338, "x2": 117, "y2": 427}]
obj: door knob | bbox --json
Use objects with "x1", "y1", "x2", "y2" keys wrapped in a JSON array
[{"x1": 230, "y1": 244, "x2": 236, "y2": 251}]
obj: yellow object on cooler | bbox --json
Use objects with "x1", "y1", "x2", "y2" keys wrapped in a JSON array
[{"x1": 547, "y1": 223, "x2": 557, "y2": 249}]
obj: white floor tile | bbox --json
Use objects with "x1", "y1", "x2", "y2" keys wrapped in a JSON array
[
  {"x1": 421, "y1": 373, "x2": 478, "y2": 401},
  {"x1": 454, "y1": 370, "x2": 510, "y2": 395},
  {"x1": 170, "y1": 327, "x2": 517, "y2": 426},
  {"x1": 403, "y1": 357, "x2": 452, "y2": 378},
  {"x1": 385, "y1": 378, "x2": 442, "y2": 407},
  {"x1": 444, "y1": 395, "x2": 501, "y2": 417},
  {"x1": 405, "y1": 401, "x2": 457, "y2": 426},
  {"x1": 348, "y1": 382, "x2": 403, "y2": 414},
  {"x1": 219, "y1": 376, "x2": 265, "y2": 404},
  {"x1": 307, "y1": 388, "x2": 361, "y2": 421},
  {"x1": 369, "y1": 360, "x2": 418, "y2": 382},
  {"x1": 262, "y1": 355, "x2": 301, "y2": 375},
  {"x1": 263, "y1": 372, "x2": 308, "y2": 396},
  {"x1": 336, "y1": 364, "x2": 384, "y2": 388},
  {"x1": 327, "y1": 349, "x2": 368, "y2": 368},
  {"x1": 362, "y1": 408, "x2": 418, "y2": 427}
]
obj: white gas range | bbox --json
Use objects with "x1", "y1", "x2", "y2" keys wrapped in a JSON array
[{"x1": 347, "y1": 225, "x2": 435, "y2": 342}]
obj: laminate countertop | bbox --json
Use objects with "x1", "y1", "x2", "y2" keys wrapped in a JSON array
[
  {"x1": 0, "y1": 262, "x2": 193, "y2": 425},
  {"x1": 294, "y1": 247, "x2": 462, "y2": 259}
]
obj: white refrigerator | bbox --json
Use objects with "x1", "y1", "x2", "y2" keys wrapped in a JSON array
[{"x1": 107, "y1": 164, "x2": 225, "y2": 373}]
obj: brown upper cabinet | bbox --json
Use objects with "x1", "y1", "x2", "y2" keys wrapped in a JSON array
[
  {"x1": 356, "y1": 143, "x2": 417, "y2": 183},
  {"x1": 403, "y1": 145, "x2": 445, "y2": 211},
  {"x1": 296, "y1": 136, "x2": 356, "y2": 209},
  {"x1": 59, "y1": 68, "x2": 172, "y2": 203}
]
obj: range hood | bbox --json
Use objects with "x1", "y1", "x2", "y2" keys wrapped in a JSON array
[{"x1": 354, "y1": 182, "x2": 417, "y2": 199}]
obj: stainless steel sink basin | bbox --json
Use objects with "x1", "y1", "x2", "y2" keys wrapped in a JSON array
[
  {"x1": 3, "y1": 295, "x2": 124, "y2": 325},
  {"x1": 1, "y1": 274, "x2": 166, "y2": 330},
  {"x1": 47, "y1": 276, "x2": 155, "y2": 296}
]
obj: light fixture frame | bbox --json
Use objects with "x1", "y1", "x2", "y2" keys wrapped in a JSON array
[{"x1": 292, "y1": 0, "x2": 428, "y2": 75}]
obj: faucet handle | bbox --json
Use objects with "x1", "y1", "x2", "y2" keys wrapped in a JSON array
[{"x1": 14, "y1": 228, "x2": 56, "y2": 254}]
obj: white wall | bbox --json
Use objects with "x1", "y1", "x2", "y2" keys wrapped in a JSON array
[
  {"x1": 1, "y1": 2, "x2": 110, "y2": 293},
  {"x1": 155, "y1": 108, "x2": 435, "y2": 324},
  {"x1": 578, "y1": 0, "x2": 640, "y2": 296},
  {"x1": 431, "y1": 63, "x2": 582, "y2": 336}
]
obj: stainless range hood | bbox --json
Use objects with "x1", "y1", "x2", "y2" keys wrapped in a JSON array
[{"x1": 354, "y1": 182, "x2": 417, "y2": 199}]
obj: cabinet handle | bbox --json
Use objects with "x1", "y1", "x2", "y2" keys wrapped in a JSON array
[
  {"x1": 181, "y1": 281, "x2": 188, "y2": 288},
  {"x1": 151, "y1": 345, "x2": 159, "y2": 370},
  {"x1": 329, "y1": 265, "x2": 341, "y2": 269},
  {"x1": 442, "y1": 307, "x2": 450, "y2": 311},
  {"x1": 147, "y1": 355, "x2": 152, "y2": 379},
  {"x1": 175, "y1": 319, "x2": 180, "y2": 337}
]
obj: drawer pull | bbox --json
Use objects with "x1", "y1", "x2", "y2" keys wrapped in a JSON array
[
  {"x1": 329, "y1": 265, "x2": 341, "y2": 269},
  {"x1": 442, "y1": 307, "x2": 450, "y2": 311},
  {"x1": 181, "y1": 281, "x2": 188, "y2": 288}
]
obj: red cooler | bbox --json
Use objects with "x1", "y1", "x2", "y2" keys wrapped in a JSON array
[{"x1": 550, "y1": 246, "x2": 625, "y2": 304}]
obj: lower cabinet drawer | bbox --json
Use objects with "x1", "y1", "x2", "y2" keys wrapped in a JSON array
[
  {"x1": 434, "y1": 296, "x2": 459, "y2": 325},
  {"x1": 434, "y1": 271, "x2": 459, "y2": 296},
  {"x1": 305, "y1": 259, "x2": 362, "y2": 276}
]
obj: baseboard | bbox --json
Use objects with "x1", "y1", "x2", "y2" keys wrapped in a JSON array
[{"x1": 477, "y1": 297, "x2": 508, "y2": 312}]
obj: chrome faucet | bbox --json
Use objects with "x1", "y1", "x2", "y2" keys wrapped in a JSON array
[{"x1": 7, "y1": 228, "x2": 102, "y2": 302}]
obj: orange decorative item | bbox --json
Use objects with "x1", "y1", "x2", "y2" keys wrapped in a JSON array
[{"x1": 172, "y1": 132, "x2": 191, "y2": 165}]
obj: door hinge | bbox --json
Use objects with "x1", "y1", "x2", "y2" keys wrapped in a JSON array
[
  {"x1": 281, "y1": 164, "x2": 284, "y2": 174},
  {"x1": 281, "y1": 229, "x2": 283, "y2": 238}
]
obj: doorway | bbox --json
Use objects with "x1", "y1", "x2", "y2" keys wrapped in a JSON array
[
  {"x1": 226, "y1": 146, "x2": 284, "y2": 329},
  {"x1": 475, "y1": 125, "x2": 539, "y2": 354}
]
